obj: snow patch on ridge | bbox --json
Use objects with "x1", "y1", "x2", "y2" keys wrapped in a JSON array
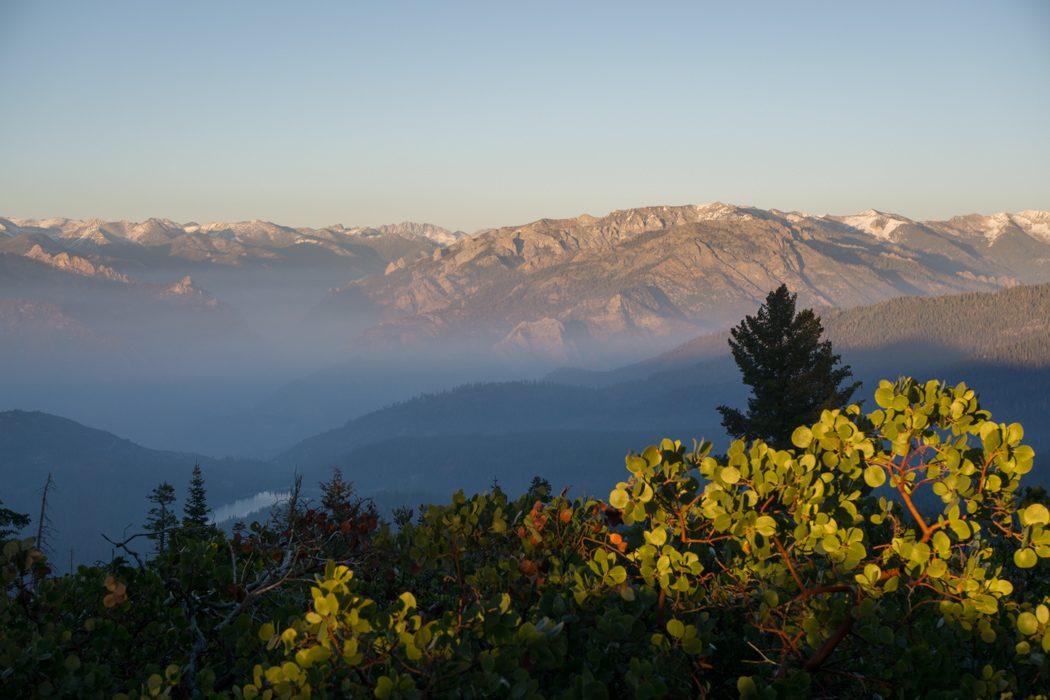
[
  {"x1": 836, "y1": 209, "x2": 911, "y2": 240},
  {"x1": 962, "y1": 211, "x2": 1050, "y2": 245},
  {"x1": 693, "y1": 202, "x2": 742, "y2": 220},
  {"x1": 978, "y1": 213, "x2": 1014, "y2": 243},
  {"x1": 1012, "y1": 211, "x2": 1050, "y2": 244}
]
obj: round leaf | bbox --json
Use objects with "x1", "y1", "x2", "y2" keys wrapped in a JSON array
[
  {"x1": 754, "y1": 516, "x2": 777, "y2": 537},
  {"x1": 1015, "y1": 548, "x2": 1038, "y2": 569},
  {"x1": 666, "y1": 619, "x2": 686, "y2": 639},
  {"x1": 721, "y1": 466, "x2": 741, "y2": 485},
  {"x1": 926, "y1": 559, "x2": 947, "y2": 578},
  {"x1": 1023, "y1": 503, "x2": 1050, "y2": 527},
  {"x1": 791, "y1": 426, "x2": 813, "y2": 449},
  {"x1": 874, "y1": 387, "x2": 894, "y2": 409},
  {"x1": 1018, "y1": 612, "x2": 1039, "y2": 636},
  {"x1": 863, "y1": 465, "x2": 886, "y2": 488}
]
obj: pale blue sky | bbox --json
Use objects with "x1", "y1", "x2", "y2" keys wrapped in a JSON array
[{"x1": 1, "y1": 1, "x2": 1047, "y2": 231}]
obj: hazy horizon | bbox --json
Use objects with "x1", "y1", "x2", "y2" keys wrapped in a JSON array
[{"x1": 5, "y1": 199, "x2": 1050, "y2": 235}]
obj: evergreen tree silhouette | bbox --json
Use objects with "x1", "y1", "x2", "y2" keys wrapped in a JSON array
[
  {"x1": 145, "y1": 482, "x2": 177, "y2": 555},
  {"x1": 717, "y1": 284, "x2": 860, "y2": 448},
  {"x1": 0, "y1": 496, "x2": 30, "y2": 540},
  {"x1": 182, "y1": 464, "x2": 210, "y2": 530}
]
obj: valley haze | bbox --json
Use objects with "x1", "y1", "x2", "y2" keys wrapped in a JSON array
[{"x1": 3, "y1": 202, "x2": 1050, "y2": 565}]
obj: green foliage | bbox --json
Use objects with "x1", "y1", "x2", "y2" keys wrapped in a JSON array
[
  {"x1": 1, "y1": 484, "x2": 385, "y2": 698},
  {"x1": 527, "y1": 475, "x2": 552, "y2": 501},
  {"x1": 718, "y1": 284, "x2": 859, "y2": 448},
  {"x1": 182, "y1": 464, "x2": 211, "y2": 530},
  {"x1": 320, "y1": 468, "x2": 355, "y2": 521},
  {"x1": 145, "y1": 482, "x2": 178, "y2": 556},
  {"x1": 3, "y1": 376, "x2": 1050, "y2": 698},
  {"x1": 0, "y1": 496, "x2": 30, "y2": 540}
]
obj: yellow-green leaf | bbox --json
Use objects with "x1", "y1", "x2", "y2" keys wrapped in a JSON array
[
  {"x1": 1018, "y1": 612, "x2": 1039, "y2": 636},
  {"x1": 863, "y1": 465, "x2": 886, "y2": 488},
  {"x1": 666, "y1": 619, "x2": 686, "y2": 639},
  {"x1": 791, "y1": 426, "x2": 813, "y2": 449},
  {"x1": 1015, "y1": 548, "x2": 1038, "y2": 569},
  {"x1": 1022, "y1": 503, "x2": 1050, "y2": 527}
]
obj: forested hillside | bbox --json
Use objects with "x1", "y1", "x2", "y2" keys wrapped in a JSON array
[
  {"x1": 825, "y1": 282, "x2": 1050, "y2": 364},
  {"x1": 0, "y1": 411, "x2": 274, "y2": 566},
  {"x1": 5, "y1": 379, "x2": 1050, "y2": 697},
  {"x1": 627, "y1": 282, "x2": 1050, "y2": 379},
  {"x1": 276, "y1": 381, "x2": 727, "y2": 481}
]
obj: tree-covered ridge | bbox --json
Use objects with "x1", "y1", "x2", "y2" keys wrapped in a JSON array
[
  {"x1": 3, "y1": 377, "x2": 1050, "y2": 698},
  {"x1": 0, "y1": 410, "x2": 273, "y2": 566},
  {"x1": 822, "y1": 282, "x2": 1050, "y2": 366},
  {"x1": 642, "y1": 281, "x2": 1050, "y2": 379},
  {"x1": 275, "y1": 380, "x2": 721, "y2": 477}
]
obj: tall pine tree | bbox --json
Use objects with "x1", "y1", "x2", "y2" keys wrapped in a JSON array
[
  {"x1": 717, "y1": 284, "x2": 859, "y2": 448},
  {"x1": 182, "y1": 464, "x2": 210, "y2": 530},
  {"x1": 145, "y1": 482, "x2": 177, "y2": 555}
]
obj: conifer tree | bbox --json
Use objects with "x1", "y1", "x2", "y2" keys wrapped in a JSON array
[
  {"x1": 717, "y1": 284, "x2": 860, "y2": 448},
  {"x1": 527, "y1": 476, "x2": 552, "y2": 502},
  {"x1": 182, "y1": 464, "x2": 210, "y2": 529},
  {"x1": 145, "y1": 482, "x2": 177, "y2": 555},
  {"x1": 320, "y1": 468, "x2": 354, "y2": 521},
  {"x1": 0, "y1": 496, "x2": 30, "y2": 540}
]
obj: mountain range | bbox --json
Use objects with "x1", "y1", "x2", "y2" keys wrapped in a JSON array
[
  {"x1": 0, "y1": 216, "x2": 466, "y2": 269},
  {"x1": 4, "y1": 205, "x2": 1049, "y2": 365},
  {"x1": 5, "y1": 202, "x2": 1049, "y2": 457},
  {"x1": 323, "y1": 204, "x2": 1050, "y2": 359},
  {"x1": 0, "y1": 216, "x2": 470, "y2": 376}
]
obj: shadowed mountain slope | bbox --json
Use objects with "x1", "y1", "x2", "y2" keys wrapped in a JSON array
[{"x1": 0, "y1": 411, "x2": 273, "y2": 566}]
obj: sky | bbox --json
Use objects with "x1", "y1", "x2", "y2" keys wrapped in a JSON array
[{"x1": 0, "y1": 1, "x2": 1047, "y2": 232}]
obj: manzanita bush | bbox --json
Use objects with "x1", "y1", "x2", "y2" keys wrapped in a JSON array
[{"x1": 3, "y1": 378, "x2": 1050, "y2": 698}]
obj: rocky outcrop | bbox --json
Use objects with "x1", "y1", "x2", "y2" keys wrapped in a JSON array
[
  {"x1": 24, "y1": 244, "x2": 130, "y2": 282},
  {"x1": 495, "y1": 318, "x2": 576, "y2": 362},
  {"x1": 159, "y1": 275, "x2": 219, "y2": 307}
]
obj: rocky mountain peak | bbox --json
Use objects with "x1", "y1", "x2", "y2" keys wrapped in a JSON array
[
  {"x1": 160, "y1": 275, "x2": 218, "y2": 307},
  {"x1": 23, "y1": 244, "x2": 129, "y2": 282},
  {"x1": 166, "y1": 275, "x2": 196, "y2": 294},
  {"x1": 930, "y1": 211, "x2": 1050, "y2": 245}
]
